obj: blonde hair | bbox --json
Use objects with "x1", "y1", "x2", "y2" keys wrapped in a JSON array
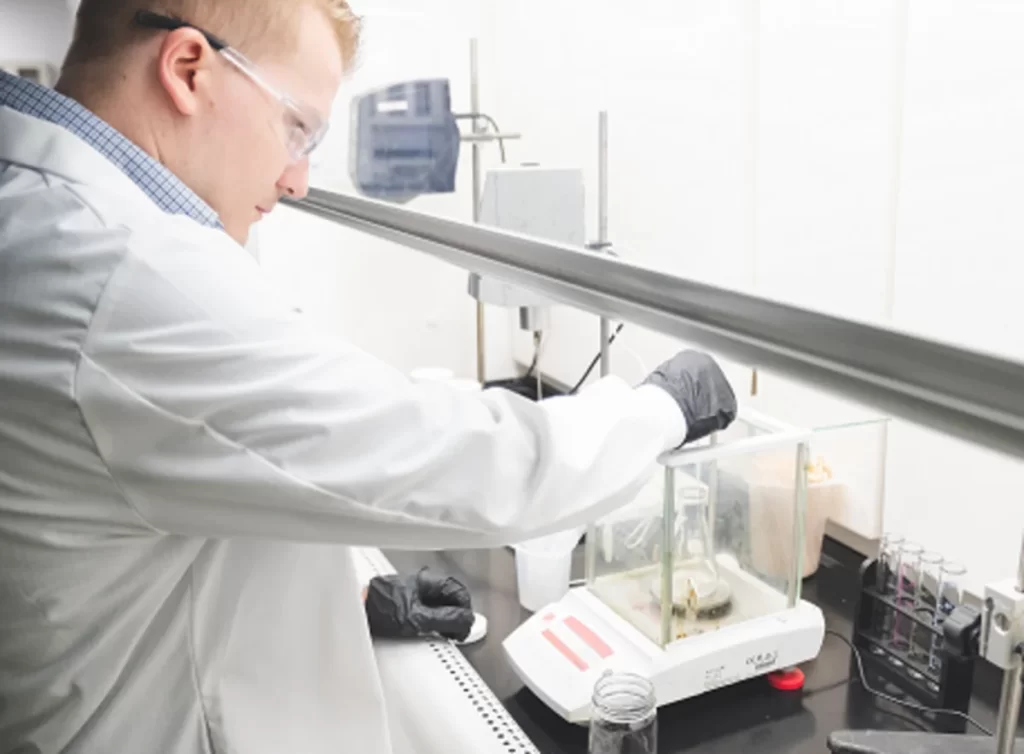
[{"x1": 64, "y1": 0, "x2": 361, "y2": 72}]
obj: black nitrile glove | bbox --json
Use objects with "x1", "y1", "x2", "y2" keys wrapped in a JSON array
[
  {"x1": 364, "y1": 568, "x2": 474, "y2": 642},
  {"x1": 643, "y1": 350, "x2": 738, "y2": 445}
]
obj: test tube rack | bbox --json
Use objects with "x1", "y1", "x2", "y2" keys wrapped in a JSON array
[{"x1": 852, "y1": 558, "x2": 981, "y2": 733}]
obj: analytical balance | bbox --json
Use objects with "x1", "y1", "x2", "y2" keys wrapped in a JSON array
[{"x1": 503, "y1": 408, "x2": 827, "y2": 723}]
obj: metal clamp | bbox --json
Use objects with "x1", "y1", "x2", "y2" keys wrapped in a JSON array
[
  {"x1": 983, "y1": 579, "x2": 1024, "y2": 671},
  {"x1": 458, "y1": 131, "x2": 523, "y2": 144},
  {"x1": 984, "y1": 531, "x2": 1024, "y2": 754},
  {"x1": 585, "y1": 241, "x2": 617, "y2": 256}
]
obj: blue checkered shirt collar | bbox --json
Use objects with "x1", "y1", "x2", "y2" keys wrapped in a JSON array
[{"x1": 0, "y1": 70, "x2": 222, "y2": 229}]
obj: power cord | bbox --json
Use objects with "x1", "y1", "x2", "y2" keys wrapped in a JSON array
[
  {"x1": 528, "y1": 323, "x2": 643, "y2": 389},
  {"x1": 569, "y1": 322, "x2": 626, "y2": 395},
  {"x1": 522, "y1": 331, "x2": 546, "y2": 380},
  {"x1": 821, "y1": 628, "x2": 993, "y2": 736},
  {"x1": 455, "y1": 113, "x2": 507, "y2": 163}
]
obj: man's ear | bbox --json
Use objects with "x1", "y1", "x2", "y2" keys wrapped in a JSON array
[{"x1": 156, "y1": 28, "x2": 216, "y2": 116}]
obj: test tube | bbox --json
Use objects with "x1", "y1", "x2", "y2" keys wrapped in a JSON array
[
  {"x1": 929, "y1": 561, "x2": 967, "y2": 671},
  {"x1": 874, "y1": 533, "x2": 905, "y2": 639},
  {"x1": 914, "y1": 551, "x2": 944, "y2": 661},
  {"x1": 892, "y1": 541, "x2": 923, "y2": 652},
  {"x1": 936, "y1": 560, "x2": 967, "y2": 615}
]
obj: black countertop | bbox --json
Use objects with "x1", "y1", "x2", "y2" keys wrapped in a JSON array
[{"x1": 385, "y1": 540, "x2": 1013, "y2": 754}]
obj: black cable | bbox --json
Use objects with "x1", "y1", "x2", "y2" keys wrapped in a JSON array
[
  {"x1": 523, "y1": 351, "x2": 540, "y2": 380},
  {"x1": 568, "y1": 323, "x2": 626, "y2": 395},
  {"x1": 822, "y1": 628, "x2": 993, "y2": 736},
  {"x1": 802, "y1": 675, "x2": 855, "y2": 697},
  {"x1": 454, "y1": 113, "x2": 507, "y2": 163},
  {"x1": 523, "y1": 333, "x2": 543, "y2": 379},
  {"x1": 868, "y1": 708, "x2": 934, "y2": 734},
  {"x1": 476, "y1": 114, "x2": 506, "y2": 163}
]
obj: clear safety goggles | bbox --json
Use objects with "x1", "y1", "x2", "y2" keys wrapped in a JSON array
[{"x1": 133, "y1": 10, "x2": 329, "y2": 163}]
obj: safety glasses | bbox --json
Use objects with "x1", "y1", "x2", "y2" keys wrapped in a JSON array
[{"x1": 133, "y1": 10, "x2": 329, "y2": 163}]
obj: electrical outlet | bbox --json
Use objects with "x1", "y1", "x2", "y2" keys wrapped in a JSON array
[{"x1": 0, "y1": 61, "x2": 59, "y2": 87}]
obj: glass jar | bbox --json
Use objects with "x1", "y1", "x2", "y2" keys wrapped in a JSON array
[{"x1": 589, "y1": 671, "x2": 657, "y2": 754}]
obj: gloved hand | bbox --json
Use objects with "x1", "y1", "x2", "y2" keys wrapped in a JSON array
[
  {"x1": 643, "y1": 350, "x2": 738, "y2": 445},
  {"x1": 364, "y1": 567, "x2": 475, "y2": 642}
]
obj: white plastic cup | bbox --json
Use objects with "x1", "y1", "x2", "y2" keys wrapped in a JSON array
[
  {"x1": 514, "y1": 536, "x2": 574, "y2": 612},
  {"x1": 448, "y1": 378, "x2": 482, "y2": 393},
  {"x1": 410, "y1": 370, "x2": 483, "y2": 396},
  {"x1": 410, "y1": 367, "x2": 455, "y2": 384}
]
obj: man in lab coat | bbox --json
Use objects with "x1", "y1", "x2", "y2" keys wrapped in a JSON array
[{"x1": 0, "y1": 1, "x2": 737, "y2": 753}]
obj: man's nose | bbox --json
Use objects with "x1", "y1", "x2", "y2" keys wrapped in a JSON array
[{"x1": 279, "y1": 158, "x2": 311, "y2": 200}]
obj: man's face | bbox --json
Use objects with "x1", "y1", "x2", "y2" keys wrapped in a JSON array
[{"x1": 195, "y1": 5, "x2": 344, "y2": 244}]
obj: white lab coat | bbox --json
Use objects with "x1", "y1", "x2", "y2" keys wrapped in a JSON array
[{"x1": 0, "y1": 104, "x2": 685, "y2": 754}]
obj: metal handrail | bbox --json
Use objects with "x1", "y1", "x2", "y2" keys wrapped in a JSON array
[{"x1": 283, "y1": 188, "x2": 1024, "y2": 460}]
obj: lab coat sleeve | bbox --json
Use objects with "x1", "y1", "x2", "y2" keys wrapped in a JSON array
[{"x1": 76, "y1": 232, "x2": 686, "y2": 549}]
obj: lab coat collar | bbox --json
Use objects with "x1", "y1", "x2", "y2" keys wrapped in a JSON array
[{"x1": 0, "y1": 104, "x2": 168, "y2": 212}]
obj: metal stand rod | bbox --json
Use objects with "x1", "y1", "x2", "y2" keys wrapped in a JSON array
[
  {"x1": 533, "y1": 331, "x2": 542, "y2": 399},
  {"x1": 994, "y1": 531, "x2": 1024, "y2": 754},
  {"x1": 597, "y1": 111, "x2": 611, "y2": 379},
  {"x1": 599, "y1": 318, "x2": 611, "y2": 378},
  {"x1": 1017, "y1": 530, "x2": 1024, "y2": 595},
  {"x1": 584, "y1": 111, "x2": 612, "y2": 585},
  {"x1": 470, "y1": 39, "x2": 486, "y2": 384},
  {"x1": 995, "y1": 659, "x2": 1022, "y2": 754}
]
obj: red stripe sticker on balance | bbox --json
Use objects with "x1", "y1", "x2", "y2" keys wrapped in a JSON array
[
  {"x1": 564, "y1": 617, "x2": 614, "y2": 659},
  {"x1": 542, "y1": 629, "x2": 588, "y2": 671}
]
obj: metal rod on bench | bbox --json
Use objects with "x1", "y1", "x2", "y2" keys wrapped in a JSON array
[
  {"x1": 597, "y1": 110, "x2": 611, "y2": 380},
  {"x1": 994, "y1": 532, "x2": 1024, "y2": 754},
  {"x1": 282, "y1": 187, "x2": 1024, "y2": 462},
  {"x1": 469, "y1": 38, "x2": 486, "y2": 386}
]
